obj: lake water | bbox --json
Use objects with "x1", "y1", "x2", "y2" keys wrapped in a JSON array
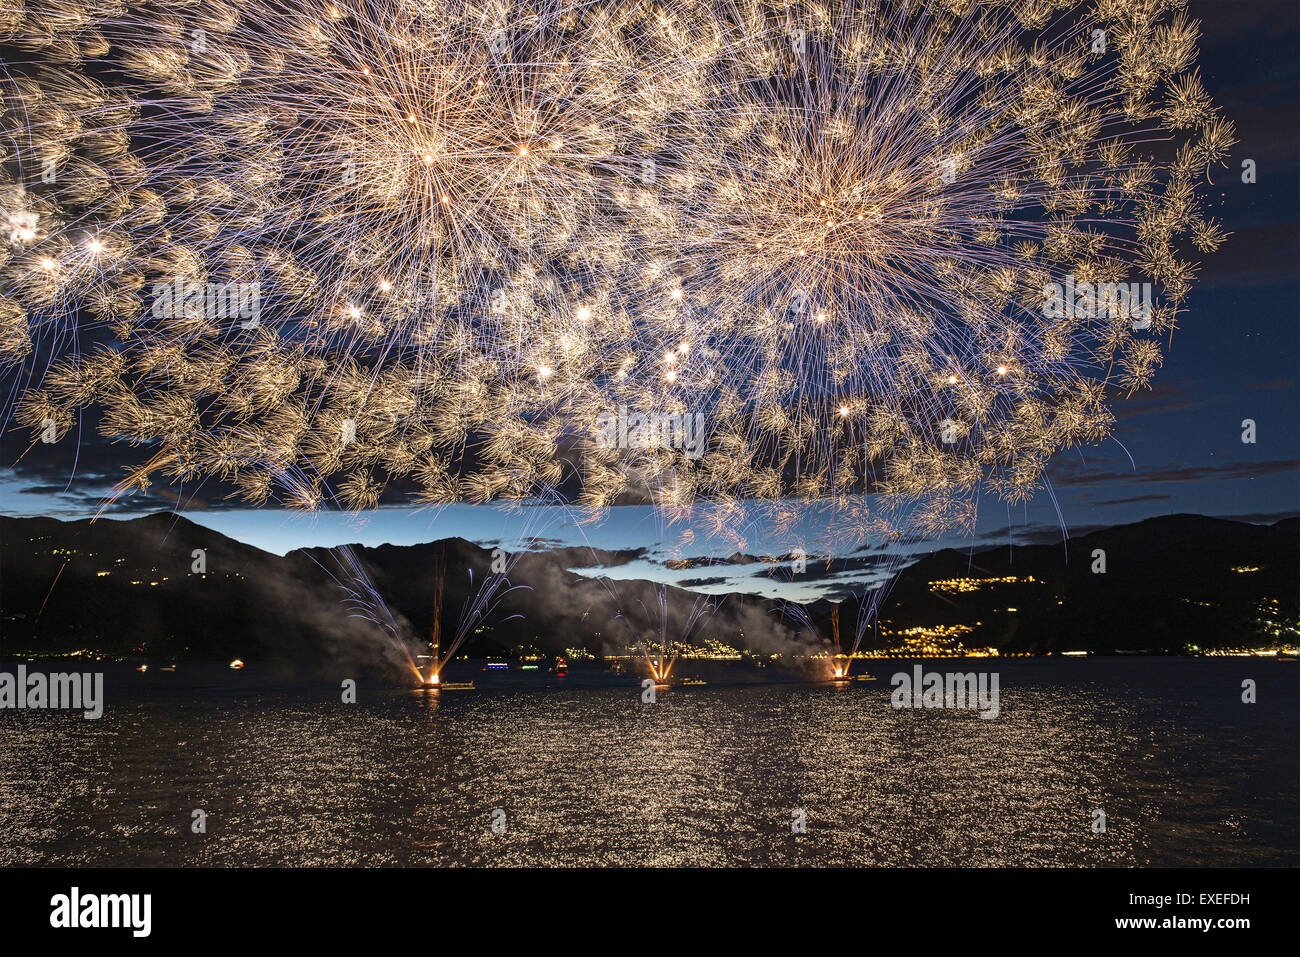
[{"x1": 1, "y1": 658, "x2": 1295, "y2": 866}]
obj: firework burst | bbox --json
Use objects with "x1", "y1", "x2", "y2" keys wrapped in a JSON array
[{"x1": 2, "y1": 0, "x2": 1233, "y2": 551}]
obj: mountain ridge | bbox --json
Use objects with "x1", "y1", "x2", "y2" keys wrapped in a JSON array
[{"x1": 1, "y1": 511, "x2": 1294, "y2": 667}]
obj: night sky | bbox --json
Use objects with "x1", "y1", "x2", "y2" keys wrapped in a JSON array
[{"x1": 1, "y1": 0, "x2": 1296, "y2": 601}]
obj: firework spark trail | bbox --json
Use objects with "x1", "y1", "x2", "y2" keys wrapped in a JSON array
[
  {"x1": 611, "y1": 582, "x2": 716, "y2": 684},
  {"x1": 775, "y1": 595, "x2": 834, "y2": 670},
  {"x1": 303, "y1": 472, "x2": 564, "y2": 682},
  {"x1": 421, "y1": 493, "x2": 563, "y2": 681},
  {"x1": 585, "y1": 471, "x2": 727, "y2": 682},
  {"x1": 326, "y1": 539, "x2": 425, "y2": 679},
  {"x1": 437, "y1": 559, "x2": 528, "y2": 672}
]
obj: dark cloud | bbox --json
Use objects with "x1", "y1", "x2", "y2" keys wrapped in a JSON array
[
  {"x1": 1111, "y1": 379, "x2": 1222, "y2": 421},
  {"x1": 1091, "y1": 493, "x2": 1173, "y2": 507},
  {"x1": 675, "y1": 576, "x2": 732, "y2": 588},
  {"x1": 1049, "y1": 457, "x2": 1299, "y2": 488},
  {"x1": 1210, "y1": 509, "x2": 1300, "y2": 525},
  {"x1": 1246, "y1": 377, "x2": 1295, "y2": 391}
]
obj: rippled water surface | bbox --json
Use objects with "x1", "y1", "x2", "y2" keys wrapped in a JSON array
[{"x1": 1, "y1": 659, "x2": 1295, "y2": 866}]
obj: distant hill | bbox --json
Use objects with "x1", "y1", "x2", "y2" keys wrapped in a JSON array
[
  {"x1": 0, "y1": 512, "x2": 791, "y2": 670},
  {"x1": 827, "y1": 514, "x2": 1298, "y2": 654},
  {"x1": 0, "y1": 512, "x2": 1294, "y2": 668},
  {"x1": 0, "y1": 512, "x2": 391, "y2": 666}
]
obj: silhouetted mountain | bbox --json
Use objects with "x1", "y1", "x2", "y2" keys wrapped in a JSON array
[
  {"x1": 0, "y1": 512, "x2": 410, "y2": 668},
  {"x1": 825, "y1": 514, "x2": 1298, "y2": 654},
  {"x1": 0, "y1": 513, "x2": 796, "y2": 671},
  {"x1": 1, "y1": 512, "x2": 1294, "y2": 669}
]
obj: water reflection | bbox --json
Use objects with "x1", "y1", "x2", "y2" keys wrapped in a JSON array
[{"x1": 0, "y1": 661, "x2": 1294, "y2": 866}]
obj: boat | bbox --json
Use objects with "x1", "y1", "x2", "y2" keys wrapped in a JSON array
[
  {"x1": 228, "y1": 659, "x2": 244, "y2": 670},
  {"x1": 678, "y1": 677, "x2": 707, "y2": 686},
  {"x1": 852, "y1": 673, "x2": 876, "y2": 682}
]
